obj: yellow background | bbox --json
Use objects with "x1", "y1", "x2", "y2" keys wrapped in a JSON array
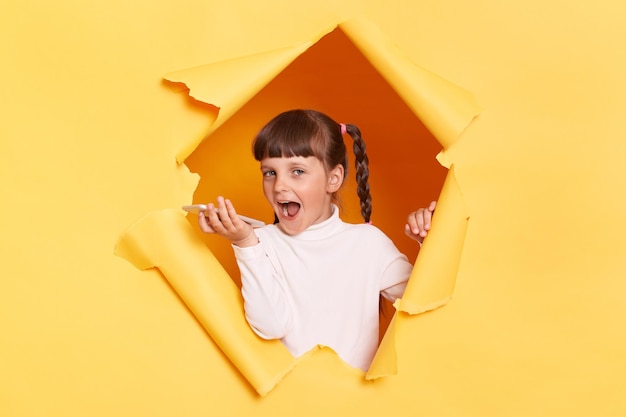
[{"x1": 2, "y1": 1, "x2": 626, "y2": 416}]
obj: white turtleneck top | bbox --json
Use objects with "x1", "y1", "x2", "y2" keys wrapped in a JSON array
[{"x1": 232, "y1": 206, "x2": 413, "y2": 371}]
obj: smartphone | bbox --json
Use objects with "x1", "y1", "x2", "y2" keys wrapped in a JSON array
[{"x1": 182, "y1": 204, "x2": 266, "y2": 228}]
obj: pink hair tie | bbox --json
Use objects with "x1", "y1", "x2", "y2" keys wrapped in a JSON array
[{"x1": 340, "y1": 123, "x2": 347, "y2": 135}]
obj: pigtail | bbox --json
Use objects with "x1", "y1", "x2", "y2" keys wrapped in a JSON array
[
  {"x1": 343, "y1": 123, "x2": 380, "y2": 313},
  {"x1": 344, "y1": 124, "x2": 372, "y2": 223}
]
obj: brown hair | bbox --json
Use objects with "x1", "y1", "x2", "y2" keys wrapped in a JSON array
[{"x1": 252, "y1": 109, "x2": 372, "y2": 222}]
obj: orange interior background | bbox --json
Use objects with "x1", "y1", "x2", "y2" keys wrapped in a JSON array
[{"x1": 185, "y1": 29, "x2": 447, "y2": 283}]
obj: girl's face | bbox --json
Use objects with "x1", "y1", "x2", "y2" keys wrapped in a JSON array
[{"x1": 260, "y1": 156, "x2": 344, "y2": 235}]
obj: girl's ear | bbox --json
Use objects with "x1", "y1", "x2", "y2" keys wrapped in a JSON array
[{"x1": 327, "y1": 164, "x2": 344, "y2": 193}]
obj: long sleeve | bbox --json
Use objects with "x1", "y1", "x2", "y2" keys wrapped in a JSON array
[
  {"x1": 233, "y1": 240, "x2": 293, "y2": 340},
  {"x1": 377, "y1": 232, "x2": 413, "y2": 302},
  {"x1": 380, "y1": 260, "x2": 411, "y2": 302},
  {"x1": 230, "y1": 210, "x2": 415, "y2": 371}
]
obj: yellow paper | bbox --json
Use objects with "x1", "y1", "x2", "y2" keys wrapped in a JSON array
[
  {"x1": 4, "y1": 0, "x2": 626, "y2": 415},
  {"x1": 166, "y1": 42, "x2": 313, "y2": 163},
  {"x1": 114, "y1": 209, "x2": 295, "y2": 396},
  {"x1": 340, "y1": 16, "x2": 480, "y2": 149},
  {"x1": 368, "y1": 165, "x2": 469, "y2": 379},
  {"x1": 127, "y1": 17, "x2": 478, "y2": 387},
  {"x1": 396, "y1": 165, "x2": 469, "y2": 314}
]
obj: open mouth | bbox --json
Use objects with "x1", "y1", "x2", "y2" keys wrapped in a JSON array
[{"x1": 280, "y1": 201, "x2": 301, "y2": 218}]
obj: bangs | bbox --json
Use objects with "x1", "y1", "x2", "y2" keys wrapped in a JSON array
[{"x1": 253, "y1": 111, "x2": 328, "y2": 162}]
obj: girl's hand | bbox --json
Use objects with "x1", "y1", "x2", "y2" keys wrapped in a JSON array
[
  {"x1": 404, "y1": 200, "x2": 437, "y2": 244},
  {"x1": 198, "y1": 196, "x2": 258, "y2": 247}
]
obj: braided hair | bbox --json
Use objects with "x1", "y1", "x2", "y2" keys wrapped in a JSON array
[
  {"x1": 252, "y1": 109, "x2": 373, "y2": 223},
  {"x1": 343, "y1": 123, "x2": 372, "y2": 223}
]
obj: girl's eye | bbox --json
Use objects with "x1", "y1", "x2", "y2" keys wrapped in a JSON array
[
  {"x1": 262, "y1": 170, "x2": 276, "y2": 177},
  {"x1": 293, "y1": 169, "x2": 304, "y2": 176}
]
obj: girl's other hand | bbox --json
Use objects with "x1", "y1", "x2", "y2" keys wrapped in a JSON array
[
  {"x1": 404, "y1": 200, "x2": 437, "y2": 244},
  {"x1": 198, "y1": 196, "x2": 259, "y2": 247}
]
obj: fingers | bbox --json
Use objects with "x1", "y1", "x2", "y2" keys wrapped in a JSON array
[
  {"x1": 404, "y1": 200, "x2": 438, "y2": 243},
  {"x1": 201, "y1": 196, "x2": 239, "y2": 232},
  {"x1": 421, "y1": 201, "x2": 436, "y2": 232},
  {"x1": 407, "y1": 209, "x2": 428, "y2": 237},
  {"x1": 215, "y1": 196, "x2": 235, "y2": 229},
  {"x1": 219, "y1": 197, "x2": 250, "y2": 230},
  {"x1": 197, "y1": 197, "x2": 256, "y2": 246},
  {"x1": 404, "y1": 223, "x2": 421, "y2": 242},
  {"x1": 198, "y1": 202, "x2": 219, "y2": 233},
  {"x1": 198, "y1": 212, "x2": 214, "y2": 233}
]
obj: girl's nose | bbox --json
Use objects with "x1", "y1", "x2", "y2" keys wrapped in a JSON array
[{"x1": 273, "y1": 175, "x2": 289, "y2": 192}]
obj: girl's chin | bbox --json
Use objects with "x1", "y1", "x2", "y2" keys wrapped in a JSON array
[{"x1": 276, "y1": 218, "x2": 309, "y2": 236}]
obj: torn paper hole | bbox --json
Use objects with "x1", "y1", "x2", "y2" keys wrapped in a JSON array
[{"x1": 115, "y1": 15, "x2": 479, "y2": 396}]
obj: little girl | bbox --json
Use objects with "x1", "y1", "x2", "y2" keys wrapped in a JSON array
[{"x1": 198, "y1": 109, "x2": 435, "y2": 371}]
